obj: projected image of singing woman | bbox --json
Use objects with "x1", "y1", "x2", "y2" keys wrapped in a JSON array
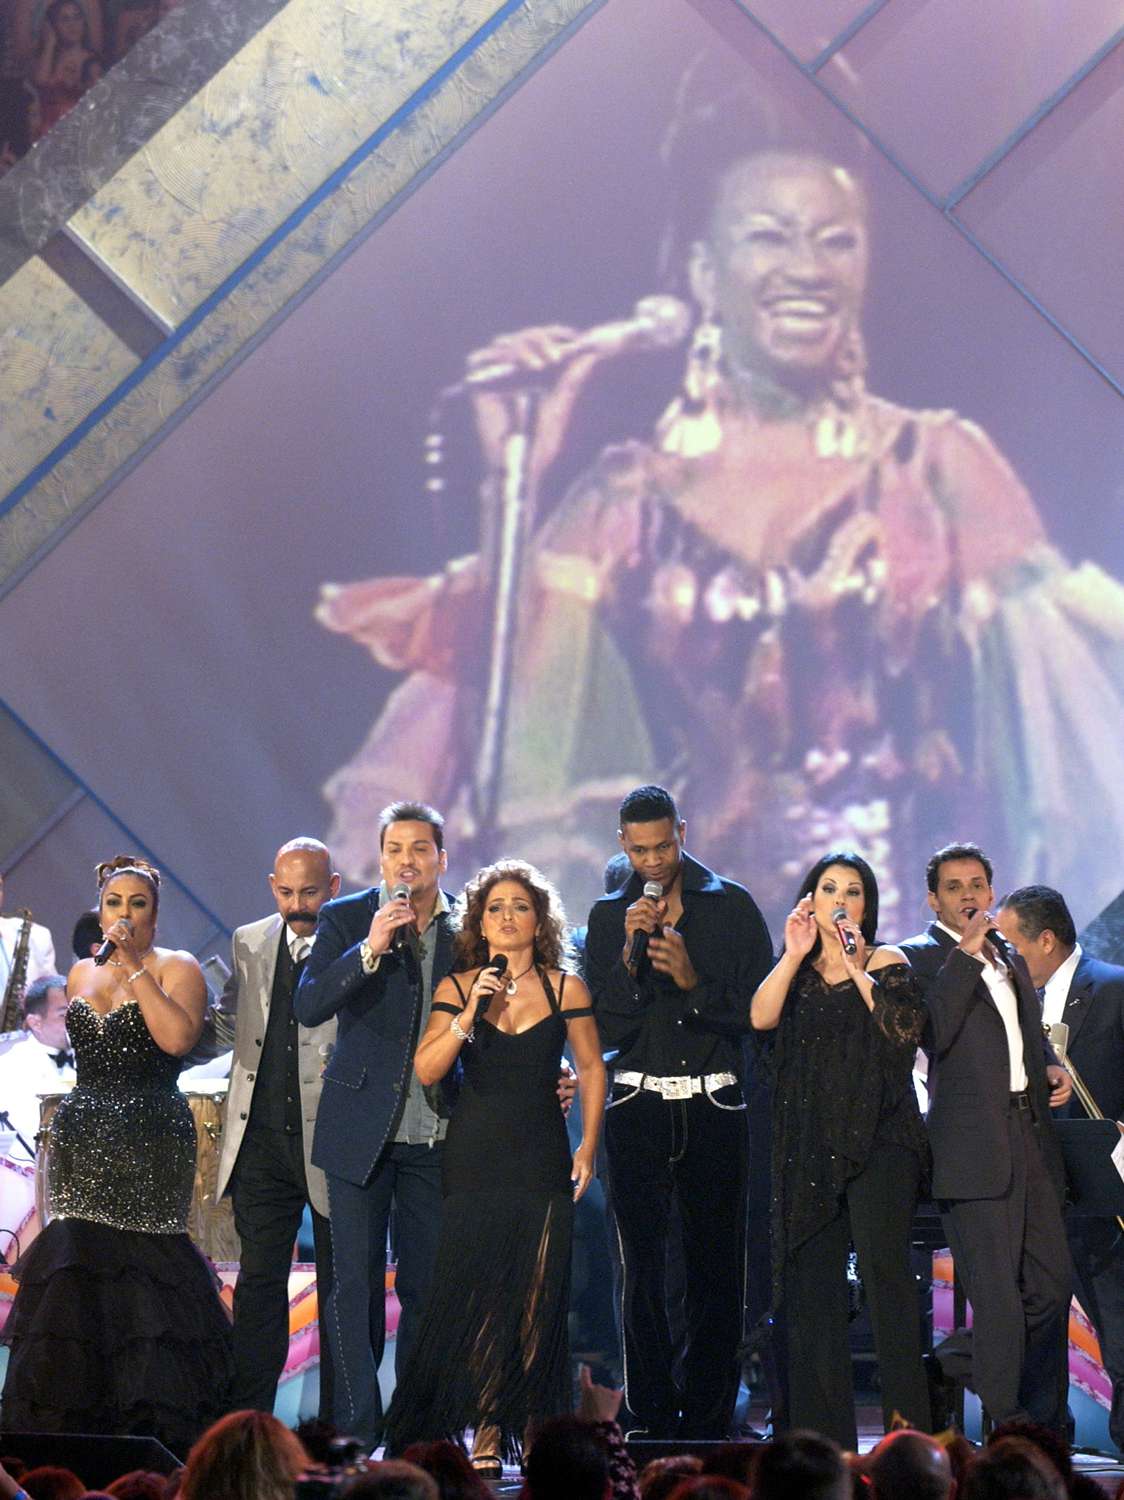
[{"x1": 315, "y1": 68, "x2": 1124, "y2": 938}]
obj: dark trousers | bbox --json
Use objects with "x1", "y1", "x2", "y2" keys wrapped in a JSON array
[
  {"x1": 1068, "y1": 1216, "x2": 1124, "y2": 1449},
  {"x1": 325, "y1": 1142, "x2": 443, "y2": 1446},
  {"x1": 230, "y1": 1126, "x2": 334, "y2": 1418},
  {"x1": 604, "y1": 1083, "x2": 747, "y2": 1438},
  {"x1": 784, "y1": 1139, "x2": 930, "y2": 1449},
  {"x1": 938, "y1": 1107, "x2": 1072, "y2": 1432}
]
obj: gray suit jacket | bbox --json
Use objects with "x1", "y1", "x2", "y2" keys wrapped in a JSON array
[{"x1": 215, "y1": 912, "x2": 336, "y2": 1216}]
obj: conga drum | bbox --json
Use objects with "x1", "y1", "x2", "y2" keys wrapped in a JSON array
[
  {"x1": 183, "y1": 1082, "x2": 239, "y2": 1262},
  {"x1": 34, "y1": 1089, "x2": 69, "y2": 1230},
  {"x1": 0, "y1": 1154, "x2": 39, "y2": 1261}
]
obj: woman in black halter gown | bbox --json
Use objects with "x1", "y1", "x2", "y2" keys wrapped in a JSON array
[{"x1": 383, "y1": 858, "x2": 605, "y2": 1474}]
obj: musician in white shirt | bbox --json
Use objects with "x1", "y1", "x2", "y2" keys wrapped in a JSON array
[{"x1": 0, "y1": 975, "x2": 75, "y2": 1162}]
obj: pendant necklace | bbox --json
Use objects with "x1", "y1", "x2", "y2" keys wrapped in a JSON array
[{"x1": 505, "y1": 962, "x2": 535, "y2": 996}]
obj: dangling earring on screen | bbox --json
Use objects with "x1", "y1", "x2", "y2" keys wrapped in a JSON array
[{"x1": 657, "y1": 304, "x2": 724, "y2": 458}]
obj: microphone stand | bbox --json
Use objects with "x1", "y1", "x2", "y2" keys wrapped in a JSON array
[{"x1": 470, "y1": 389, "x2": 541, "y2": 855}]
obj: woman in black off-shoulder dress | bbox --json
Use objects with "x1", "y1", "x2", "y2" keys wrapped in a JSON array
[
  {"x1": 0, "y1": 857, "x2": 232, "y2": 1455},
  {"x1": 383, "y1": 859, "x2": 605, "y2": 1474},
  {"x1": 751, "y1": 849, "x2": 931, "y2": 1450}
]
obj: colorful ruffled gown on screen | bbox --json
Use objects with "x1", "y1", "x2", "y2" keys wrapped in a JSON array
[
  {"x1": 316, "y1": 384, "x2": 1124, "y2": 937},
  {"x1": 0, "y1": 996, "x2": 233, "y2": 1455}
]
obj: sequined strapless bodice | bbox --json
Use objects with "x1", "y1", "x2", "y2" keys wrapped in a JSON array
[
  {"x1": 66, "y1": 998, "x2": 184, "y2": 1093},
  {"x1": 46, "y1": 998, "x2": 194, "y2": 1234}
]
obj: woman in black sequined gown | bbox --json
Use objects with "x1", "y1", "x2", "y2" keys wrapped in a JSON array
[
  {"x1": 751, "y1": 850, "x2": 931, "y2": 1449},
  {"x1": 382, "y1": 859, "x2": 605, "y2": 1473},
  {"x1": 0, "y1": 857, "x2": 232, "y2": 1455}
]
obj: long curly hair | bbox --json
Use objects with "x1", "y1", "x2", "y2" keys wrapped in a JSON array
[{"x1": 451, "y1": 859, "x2": 572, "y2": 973}]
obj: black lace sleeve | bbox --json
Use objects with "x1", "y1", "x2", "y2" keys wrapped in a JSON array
[{"x1": 869, "y1": 962, "x2": 926, "y2": 1048}]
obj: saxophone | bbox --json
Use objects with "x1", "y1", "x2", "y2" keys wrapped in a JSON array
[{"x1": 1, "y1": 910, "x2": 33, "y2": 1035}]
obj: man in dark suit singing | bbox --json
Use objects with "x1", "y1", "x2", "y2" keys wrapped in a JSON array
[
  {"x1": 900, "y1": 842, "x2": 1073, "y2": 1432},
  {"x1": 998, "y1": 884, "x2": 1124, "y2": 1451},
  {"x1": 294, "y1": 800, "x2": 456, "y2": 1449}
]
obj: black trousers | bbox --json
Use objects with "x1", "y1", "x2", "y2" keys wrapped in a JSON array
[
  {"x1": 937, "y1": 1107, "x2": 1072, "y2": 1432},
  {"x1": 604, "y1": 1082, "x2": 748, "y2": 1438},
  {"x1": 784, "y1": 1139, "x2": 930, "y2": 1449},
  {"x1": 229, "y1": 1125, "x2": 334, "y2": 1418},
  {"x1": 1067, "y1": 1216, "x2": 1124, "y2": 1449},
  {"x1": 325, "y1": 1142, "x2": 443, "y2": 1447}
]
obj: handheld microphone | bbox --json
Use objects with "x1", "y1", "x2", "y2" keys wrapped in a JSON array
[
  {"x1": 444, "y1": 296, "x2": 691, "y2": 397},
  {"x1": 389, "y1": 884, "x2": 413, "y2": 953},
  {"x1": 476, "y1": 954, "x2": 509, "y2": 1020},
  {"x1": 964, "y1": 907, "x2": 1010, "y2": 957},
  {"x1": 627, "y1": 881, "x2": 665, "y2": 969},
  {"x1": 93, "y1": 917, "x2": 132, "y2": 967},
  {"x1": 831, "y1": 907, "x2": 857, "y2": 957}
]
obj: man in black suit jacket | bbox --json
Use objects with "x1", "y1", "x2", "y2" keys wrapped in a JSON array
[
  {"x1": 998, "y1": 884, "x2": 1124, "y2": 1450},
  {"x1": 294, "y1": 801, "x2": 456, "y2": 1448},
  {"x1": 900, "y1": 842, "x2": 1073, "y2": 1432}
]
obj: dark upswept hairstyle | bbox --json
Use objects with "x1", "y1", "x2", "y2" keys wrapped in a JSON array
[
  {"x1": 997, "y1": 885, "x2": 1077, "y2": 949},
  {"x1": 378, "y1": 800, "x2": 445, "y2": 852},
  {"x1": 925, "y1": 841, "x2": 992, "y2": 894},
  {"x1": 95, "y1": 854, "x2": 161, "y2": 918},
  {"x1": 619, "y1": 783, "x2": 680, "y2": 828},
  {"x1": 793, "y1": 849, "x2": 880, "y2": 959},
  {"x1": 451, "y1": 859, "x2": 571, "y2": 974},
  {"x1": 655, "y1": 49, "x2": 870, "y2": 292}
]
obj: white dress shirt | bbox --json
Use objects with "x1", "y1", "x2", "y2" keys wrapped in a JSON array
[
  {"x1": 936, "y1": 920, "x2": 1028, "y2": 1091},
  {"x1": 1041, "y1": 943, "x2": 1082, "y2": 1029},
  {"x1": 0, "y1": 1032, "x2": 76, "y2": 1161}
]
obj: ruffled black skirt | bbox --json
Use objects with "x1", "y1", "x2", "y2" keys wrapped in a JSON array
[{"x1": 1, "y1": 1217, "x2": 233, "y2": 1457}]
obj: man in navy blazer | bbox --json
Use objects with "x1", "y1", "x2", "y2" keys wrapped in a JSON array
[
  {"x1": 294, "y1": 801, "x2": 457, "y2": 1448},
  {"x1": 900, "y1": 842, "x2": 1072, "y2": 1433},
  {"x1": 998, "y1": 884, "x2": 1124, "y2": 1451}
]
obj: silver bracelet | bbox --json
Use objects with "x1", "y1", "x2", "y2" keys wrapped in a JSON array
[
  {"x1": 449, "y1": 1016, "x2": 474, "y2": 1044},
  {"x1": 126, "y1": 967, "x2": 148, "y2": 984}
]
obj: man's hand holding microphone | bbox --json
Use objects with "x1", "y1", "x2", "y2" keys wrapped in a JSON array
[{"x1": 622, "y1": 882, "x2": 698, "y2": 991}]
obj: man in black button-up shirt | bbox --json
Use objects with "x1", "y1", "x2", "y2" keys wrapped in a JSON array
[{"x1": 585, "y1": 784, "x2": 772, "y2": 1439}]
